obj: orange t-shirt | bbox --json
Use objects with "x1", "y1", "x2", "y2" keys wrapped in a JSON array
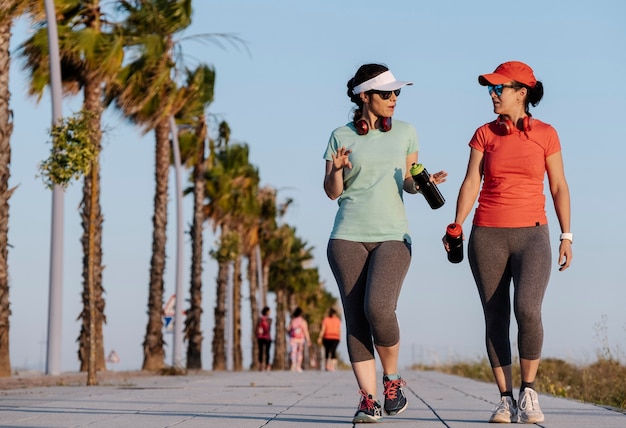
[
  {"x1": 322, "y1": 316, "x2": 342, "y2": 340},
  {"x1": 469, "y1": 118, "x2": 561, "y2": 227}
]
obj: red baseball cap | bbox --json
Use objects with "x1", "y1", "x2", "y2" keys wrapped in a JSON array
[{"x1": 478, "y1": 61, "x2": 537, "y2": 88}]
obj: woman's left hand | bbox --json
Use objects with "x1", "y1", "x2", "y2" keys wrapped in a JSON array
[{"x1": 431, "y1": 170, "x2": 448, "y2": 185}]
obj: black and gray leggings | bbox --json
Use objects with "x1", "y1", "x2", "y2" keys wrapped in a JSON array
[
  {"x1": 468, "y1": 225, "x2": 552, "y2": 368},
  {"x1": 327, "y1": 239, "x2": 411, "y2": 363}
]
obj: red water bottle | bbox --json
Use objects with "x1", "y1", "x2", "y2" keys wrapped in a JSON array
[{"x1": 446, "y1": 223, "x2": 463, "y2": 263}]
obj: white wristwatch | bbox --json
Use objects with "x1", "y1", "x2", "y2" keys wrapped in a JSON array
[{"x1": 559, "y1": 232, "x2": 573, "y2": 243}]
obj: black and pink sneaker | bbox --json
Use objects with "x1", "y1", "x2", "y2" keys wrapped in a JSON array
[
  {"x1": 352, "y1": 389, "x2": 383, "y2": 423},
  {"x1": 382, "y1": 374, "x2": 408, "y2": 416}
]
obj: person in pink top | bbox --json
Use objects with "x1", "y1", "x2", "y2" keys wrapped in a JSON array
[
  {"x1": 288, "y1": 307, "x2": 311, "y2": 372},
  {"x1": 317, "y1": 308, "x2": 342, "y2": 371},
  {"x1": 444, "y1": 61, "x2": 572, "y2": 424}
]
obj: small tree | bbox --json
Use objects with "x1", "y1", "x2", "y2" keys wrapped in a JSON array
[
  {"x1": 39, "y1": 112, "x2": 95, "y2": 189},
  {"x1": 39, "y1": 110, "x2": 99, "y2": 383}
]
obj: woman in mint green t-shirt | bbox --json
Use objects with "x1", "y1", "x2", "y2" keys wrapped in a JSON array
[{"x1": 323, "y1": 63, "x2": 446, "y2": 423}]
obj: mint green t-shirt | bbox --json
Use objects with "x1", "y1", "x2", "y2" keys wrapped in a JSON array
[{"x1": 323, "y1": 119, "x2": 419, "y2": 243}]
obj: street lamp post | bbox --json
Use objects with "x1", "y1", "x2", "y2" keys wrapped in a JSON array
[
  {"x1": 169, "y1": 116, "x2": 185, "y2": 368},
  {"x1": 44, "y1": 0, "x2": 65, "y2": 376}
]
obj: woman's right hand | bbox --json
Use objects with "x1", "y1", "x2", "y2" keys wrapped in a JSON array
[
  {"x1": 324, "y1": 147, "x2": 352, "y2": 200},
  {"x1": 331, "y1": 147, "x2": 352, "y2": 171}
]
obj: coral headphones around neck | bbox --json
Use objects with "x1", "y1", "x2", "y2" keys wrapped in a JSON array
[
  {"x1": 495, "y1": 114, "x2": 533, "y2": 135},
  {"x1": 355, "y1": 117, "x2": 392, "y2": 135}
]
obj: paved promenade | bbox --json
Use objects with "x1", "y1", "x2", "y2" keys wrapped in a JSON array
[{"x1": 0, "y1": 369, "x2": 624, "y2": 427}]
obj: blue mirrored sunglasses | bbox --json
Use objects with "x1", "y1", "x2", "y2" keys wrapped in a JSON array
[
  {"x1": 487, "y1": 84, "x2": 518, "y2": 97},
  {"x1": 368, "y1": 89, "x2": 401, "y2": 100}
]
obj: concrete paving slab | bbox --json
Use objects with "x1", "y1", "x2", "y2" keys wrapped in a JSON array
[{"x1": 0, "y1": 369, "x2": 623, "y2": 427}]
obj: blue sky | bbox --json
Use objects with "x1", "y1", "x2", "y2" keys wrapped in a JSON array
[{"x1": 7, "y1": 0, "x2": 626, "y2": 372}]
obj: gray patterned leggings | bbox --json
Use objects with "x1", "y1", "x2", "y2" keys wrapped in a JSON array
[
  {"x1": 327, "y1": 239, "x2": 411, "y2": 363},
  {"x1": 468, "y1": 225, "x2": 552, "y2": 368}
]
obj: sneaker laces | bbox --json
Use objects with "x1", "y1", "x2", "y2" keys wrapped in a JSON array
[
  {"x1": 357, "y1": 389, "x2": 376, "y2": 412},
  {"x1": 519, "y1": 388, "x2": 538, "y2": 411},
  {"x1": 493, "y1": 396, "x2": 513, "y2": 413},
  {"x1": 383, "y1": 378, "x2": 406, "y2": 400}
]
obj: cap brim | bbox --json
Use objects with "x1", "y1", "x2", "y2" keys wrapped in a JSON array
[
  {"x1": 478, "y1": 73, "x2": 510, "y2": 86},
  {"x1": 372, "y1": 81, "x2": 414, "y2": 91}
]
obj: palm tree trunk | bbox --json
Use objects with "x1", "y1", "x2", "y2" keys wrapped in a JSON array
[
  {"x1": 142, "y1": 120, "x2": 170, "y2": 371},
  {"x1": 262, "y1": 264, "x2": 270, "y2": 309},
  {"x1": 273, "y1": 287, "x2": 287, "y2": 370},
  {"x1": 232, "y1": 253, "x2": 242, "y2": 371},
  {"x1": 211, "y1": 227, "x2": 230, "y2": 371},
  {"x1": 248, "y1": 248, "x2": 259, "y2": 370},
  {"x1": 85, "y1": 147, "x2": 99, "y2": 385},
  {"x1": 185, "y1": 124, "x2": 206, "y2": 370},
  {"x1": 0, "y1": 13, "x2": 14, "y2": 378},
  {"x1": 78, "y1": 78, "x2": 106, "y2": 377}
]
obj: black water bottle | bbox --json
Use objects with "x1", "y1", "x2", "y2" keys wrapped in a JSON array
[
  {"x1": 410, "y1": 163, "x2": 445, "y2": 209},
  {"x1": 445, "y1": 223, "x2": 464, "y2": 263}
]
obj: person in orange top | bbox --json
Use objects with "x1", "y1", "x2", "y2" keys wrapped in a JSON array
[
  {"x1": 317, "y1": 308, "x2": 342, "y2": 371},
  {"x1": 444, "y1": 61, "x2": 572, "y2": 424}
]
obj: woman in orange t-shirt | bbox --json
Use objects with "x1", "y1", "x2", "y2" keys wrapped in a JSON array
[
  {"x1": 317, "y1": 308, "x2": 342, "y2": 371},
  {"x1": 444, "y1": 61, "x2": 572, "y2": 424}
]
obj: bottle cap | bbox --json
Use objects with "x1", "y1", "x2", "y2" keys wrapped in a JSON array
[
  {"x1": 410, "y1": 163, "x2": 424, "y2": 175},
  {"x1": 446, "y1": 223, "x2": 463, "y2": 238}
]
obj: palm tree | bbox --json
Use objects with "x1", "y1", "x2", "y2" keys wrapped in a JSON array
[
  {"x1": 203, "y1": 122, "x2": 231, "y2": 370},
  {"x1": 0, "y1": 0, "x2": 39, "y2": 377},
  {"x1": 209, "y1": 229, "x2": 236, "y2": 370},
  {"x1": 111, "y1": 0, "x2": 244, "y2": 370},
  {"x1": 19, "y1": 1, "x2": 124, "y2": 380},
  {"x1": 175, "y1": 65, "x2": 215, "y2": 369},
  {"x1": 226, "y1": 145, "x2": 259, "y2": 371},
  {"x1": 218, "y1": 144, "x2": 259, "y2": 371},
  {"x1": 204, "y1": 141, "x2": 259, "y2": 370},
  {"x1": 265, "y1": 225, "x2": 296, "y2": 370},
  {"x1": 248, "y1": 186, "x2": 291, "y2": 369},
  {"x1": 108, "y1": 0, "x2": 195, "y2": 371},
  {"x1": 243, "y1": 222, "x2": 260, "y2": 371},
  {"x1": 258, "y1": 190, "x2": 292, "y2": 304},
  {"x1": 268, "y1": 230, "x2": 317, "y2": 370},
  {"x1": 0, "y1": 9, "x2": 11, "y2": 375},
  {"x1": 231, "y1": 158, "x2": 259, "y2": 371}
]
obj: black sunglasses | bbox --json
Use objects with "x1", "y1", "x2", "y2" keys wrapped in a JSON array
[{"x1": 367, "y1": 89, "x2": 401, "y2": 100}]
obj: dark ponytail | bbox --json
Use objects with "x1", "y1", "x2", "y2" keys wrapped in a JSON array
[
  {"x1": 528, "y1": 81, "x2": 544, "y2": 108},
  {"x1": 347, "y1": 64, "x2": 389, "y2": 122}
]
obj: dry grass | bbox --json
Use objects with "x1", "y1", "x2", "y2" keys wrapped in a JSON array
[
  {"x1": 0, "y1": 370, "x2": 151, "y2": 390},
  {"x1": 413, "y1": 356, "x2": 626, "y2": 410}
]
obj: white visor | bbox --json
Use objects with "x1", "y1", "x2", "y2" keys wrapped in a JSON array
[{"x1": 352, "y1": 70, "x2": 413, "y2": 95}]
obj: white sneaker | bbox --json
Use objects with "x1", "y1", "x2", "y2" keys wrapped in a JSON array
[
  {"x1": 489, "y1": 396, "x2": 518, "y2": 423},
  {"x1": 518, "y1": 388, "x2": 545, "y2": 423}
]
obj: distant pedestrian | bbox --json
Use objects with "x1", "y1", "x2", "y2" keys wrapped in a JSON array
[
  {"x1": 317, "y1": 308, "x2": 341, "y2": 371},
  {"x1": 444, "y1": 61, "x2": 572, "y2": 424},
  {"x1": 288, "y1": 307, "x2": 311, "y2": 372},
  {"x1": 255, "y1": 306, "x2": 272, "y2": 371}
]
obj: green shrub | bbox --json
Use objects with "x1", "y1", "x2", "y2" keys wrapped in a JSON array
[{"x1": 39, "y1": 110, "x2": 96, "y2": 189}]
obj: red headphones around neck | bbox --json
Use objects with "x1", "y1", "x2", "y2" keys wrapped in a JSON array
[
  {"x1": 495, "y1": 114, "x2": 533, "y2": 135},
  {"x1": 355, "y1": 117, "x2": 392, "y2": 135}
]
